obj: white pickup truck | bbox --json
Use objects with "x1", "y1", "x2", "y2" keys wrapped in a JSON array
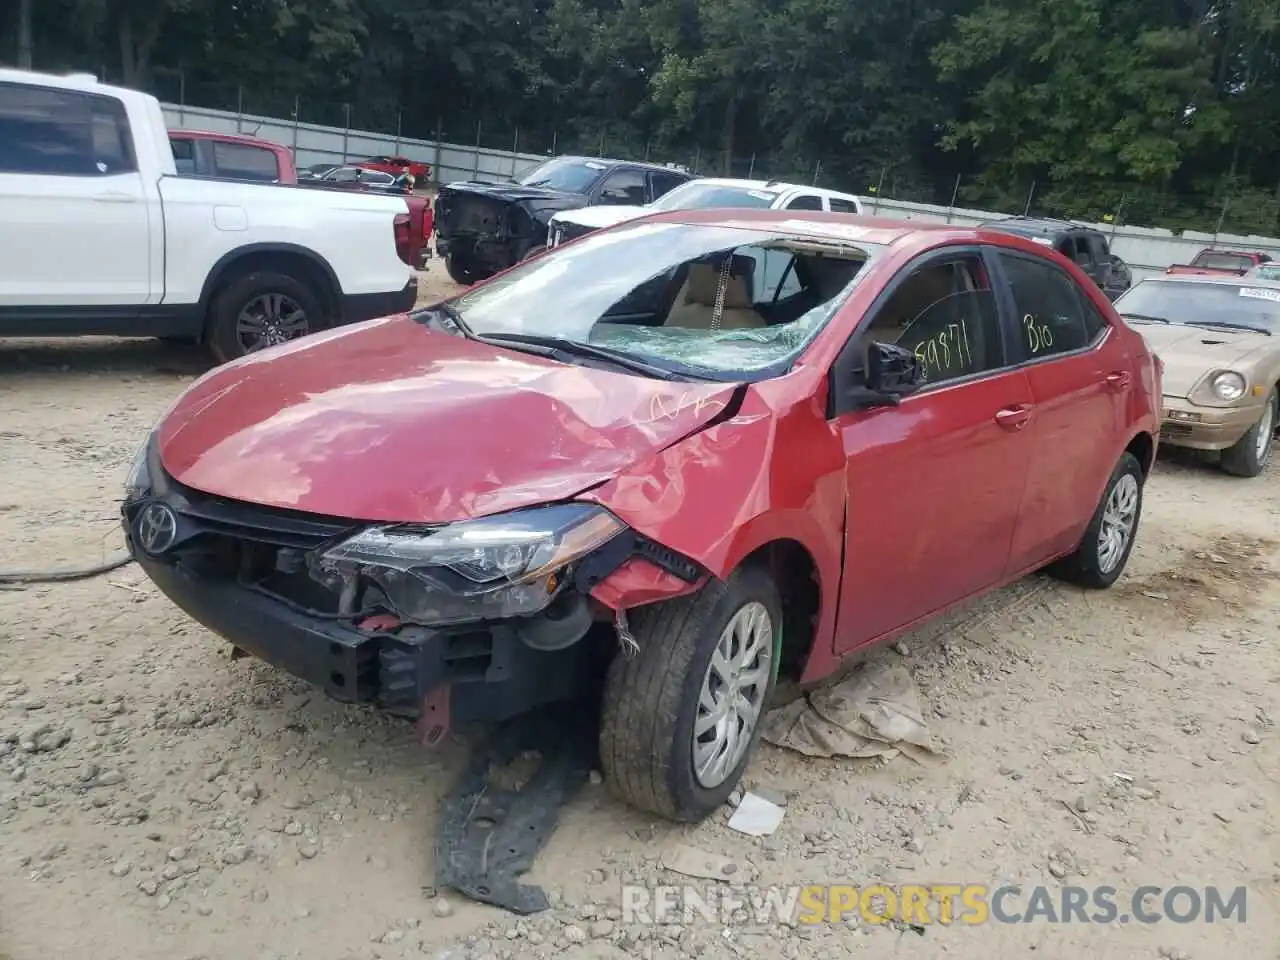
[{"x1": 0, "y1": 69, "x2": 417, "y2": 362}]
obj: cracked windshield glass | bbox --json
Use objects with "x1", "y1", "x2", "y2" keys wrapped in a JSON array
[{"x1": 445, "y1": 222, "x2": 881, "y2": 376}]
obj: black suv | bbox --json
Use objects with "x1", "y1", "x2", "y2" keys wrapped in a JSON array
[
  {"x1": 434, "y1": 156, "x2": 693, "y2": 284},
  {"x1": 978, "y1": 217, "x2": 1132, "y2": 301}
]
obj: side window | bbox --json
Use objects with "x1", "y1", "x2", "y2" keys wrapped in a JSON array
[
  {"x1": 169, "y1": 137, "x2": 197, "y2": 175},
  {"x1": 0, "y1": 82, "x2": 135, "y2": 176},
  {"x1": 1076, "y1": 290, "x2": 1109, "y2": 342},
  {"x1": 212, "y1": 142, "x2": 280, "y2": 181},
  {"x1": 863, "y1": 255, "x2": 1004, "y2": 386},
  {"x1": 997, "y1": 253, "x2": 1092, "y2": 357},
  {"x1": 786, "y1": 194, "x2": 823, "y2": 210},
  {"x1": 1086, "y1": 233, "x2": 1108, "y2": 263},
  {"x1": 649, "y1": 170, "x2": 687, "y2": 199},
  {"x1": 598, "y1": 169, "x2": 647, "y2": 205},
  {"x1": 828, "y1": 197, "x2": 860, "y2": 213}
]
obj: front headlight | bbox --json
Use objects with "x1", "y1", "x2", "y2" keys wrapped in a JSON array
[
  {"x1": 1210, "y1": 371, "x2": 1247, "y2": 401},
  {"x1": 309, "y1": 503, "x2": 626, "y2": 626},
  {"x1": 124, "y1": 432, "x2": 154, "y2": 501}
]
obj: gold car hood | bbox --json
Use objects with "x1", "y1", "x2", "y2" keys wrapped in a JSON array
[{"x1": 1132, "y1": 322, "x2": 1270, "y2": 397}]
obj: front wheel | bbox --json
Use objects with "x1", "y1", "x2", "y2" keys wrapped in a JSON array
[
  {"x1": 599, "y1": 566, "x2": 780, "y2": 822},
  {"x1": 1049, "y1": 452, "x2": 1144, "y2": 589},
  {"x1": 1220, "y1": 389, "x2": 1277, "y2": 478},
  {"x1": 444, "y1": 254, "x2": 481, "y2": 285},
  {"x1": 206, "y1": 272, "x2": 323, "y2": 365}
]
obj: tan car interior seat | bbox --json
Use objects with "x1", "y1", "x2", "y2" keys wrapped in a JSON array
[{"x1": 665, "y1": 262, "x2": 768, "y2": 331}]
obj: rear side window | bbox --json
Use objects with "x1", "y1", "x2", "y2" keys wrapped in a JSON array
[
  {"x1": 169, "y1": 137, "x2": 196, "y2": 175},
  {"x1": 997, "y1": 252, "x2": 1094, "y2": 357},
  {"x1": 212, "y1": 141, "x2": 279, "y2": 181},
  {"x1": 828, "y1": 197, "x2": 860, "y2": 213},
  {"x1": 649, "y1": 170, "x2": 687, "y2": 199},
  {"x1": 1077, "y1": 291, "x2": 1109, "y2": 342},
  {"x1": 0, "y1": 82, "x2": 135, "y2": 176}
]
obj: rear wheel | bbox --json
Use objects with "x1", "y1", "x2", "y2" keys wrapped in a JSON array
[
  {"x1": 1220, "y1": 389, "x2": 1277, "y2": 478},
  {"x1": 599, "y1": 565, "x2": 780, "y2": 822},
  {"x1": 206, "y1": 271, "x2": 325, "y2": 365},
  {"x1": 444, "y1": 254, "x2": 481, "y2": 285},
  {"x1": 1049, "y1": 452, "x2": 1144, "y2": 589}
]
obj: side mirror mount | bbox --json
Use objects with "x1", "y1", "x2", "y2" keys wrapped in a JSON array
[{"x1": 853, "y1": 341, "x2": 924, "y2": 408}]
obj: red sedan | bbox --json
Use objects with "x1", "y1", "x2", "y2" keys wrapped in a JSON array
[
  {"x1": 121, "y1": 210, "x2": 1160, "y2": 822},
  {"x1": 355, "y1": 154, "x2": 431, "y2": 182}
]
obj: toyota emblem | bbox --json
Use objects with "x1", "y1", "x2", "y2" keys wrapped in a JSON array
[{"x1": 135, "y1": 502, "x2": 178, "y2": 555}]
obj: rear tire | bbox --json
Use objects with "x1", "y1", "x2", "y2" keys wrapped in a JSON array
[
  {"x1": 444, "y1": 254, "x2": 481, "y2": 285},
  {"x1": 1049, "y1": 452, "x2": 1144, "y2": 589},
  {"x1": 599, "y1": 565, "x2": 780, "y2": 822},
  {"x1": 206, "y1": 271, "x2": 325, "y2": 365},
  {"x1": 1220, "y1": 389, "x2": 1277, "y2": 478}
]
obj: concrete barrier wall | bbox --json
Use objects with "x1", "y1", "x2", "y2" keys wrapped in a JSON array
[{"x1": 162, "y1": 102, "x2": 1280, "y2": 278}]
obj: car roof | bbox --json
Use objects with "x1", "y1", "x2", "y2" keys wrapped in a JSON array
[
  {"x1": 637, "y1": 207, "x2": 1020, "y2": 247},
  {"x1": 554, "y1": 154, "x2": 690, "y2": 175},
  {"x1": 979, "y1": 215, "x2": 1096, "y2": 238},
  {"x1": 169, "y1": 129, "x2": 285, "y2": 149}
]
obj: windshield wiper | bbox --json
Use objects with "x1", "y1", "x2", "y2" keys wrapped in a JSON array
[
  {"x1": 1185, "y1": 319, "x2": 1272, "y2": 336},
  {"x1": 1122, "y1": 313, "x2": 1171, "y2": 324},
  {"x1": 478, "y1": 332, "x2": 683, "y2": 380},
  {"x1": 416, "y1": 302, "x2": 476, "y2": 339}
]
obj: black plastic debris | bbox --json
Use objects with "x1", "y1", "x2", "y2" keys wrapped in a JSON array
[{"x1": 434, "y1": 703, "x2": 595, "y2": 914}]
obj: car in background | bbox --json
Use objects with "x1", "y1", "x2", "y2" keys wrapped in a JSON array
[
  {"x1": 314, "y1": 165, "x2": 399, "y2": 191},
  {"x1": 978, "y1": 216, "x2": 1132, "y2": 300},
  {"x1": 1166, "y1": 248, "x2": 1273, "y2": 277},
  {"x1": 356, "y1": 154, "x2": 431, "y2": 182},
  {"x1": 123, "y1": 210, "x2": 1158, "y2": 824},
  {"x1": 433, "y1": 155, "x2": 693, "y2": 284},
  {"x1": 1243, "y1": 262, "x2": 1280, "y2": 281},
  {"x1": 168, "y1": 129, "x2": 296, "y2": 184},
  {"x1": 546, "y1": 177, "x2": 865, "y2": 250},
  {"x1": 0, "y1": 68, "x2": 416, "y2": 363},
  {"x1": 1115, "y1": 275, "x2": 1280, "y2": 476},
  {"x1": 298, "y1": 162, "x2": 340, "y2": 181}
]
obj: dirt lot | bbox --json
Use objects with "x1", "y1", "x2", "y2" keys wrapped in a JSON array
[{"x1": 1, "y1": 263, "x2": 1277, "y2": 959}]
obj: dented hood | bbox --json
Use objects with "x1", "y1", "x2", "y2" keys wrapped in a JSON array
[
  {"x1": 157, "y1": 316, "x2": 738, "y2": 524},
  {"x1": 1132, "y1": 322, "x2": 1271, "y2": 396}
]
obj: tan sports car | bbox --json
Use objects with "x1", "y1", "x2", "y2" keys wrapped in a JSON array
[{"x1": 1114, "y1": 274, "x2": 1280, "y2": 477}]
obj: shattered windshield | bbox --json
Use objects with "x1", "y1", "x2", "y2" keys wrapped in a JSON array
[
  {"x1": 446, "y1": 221, "x2": 881, "y2": 379},
  {"x1": 513, "y1": 157, "x2": 606, "y2": 194},
  {"x1": 651, "y1": 182, "x2": 780, "y2": 211}
]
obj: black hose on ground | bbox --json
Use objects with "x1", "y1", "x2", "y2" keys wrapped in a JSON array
[{"x1": 0, "y1": 554, "x2": 134, "y2": 585}]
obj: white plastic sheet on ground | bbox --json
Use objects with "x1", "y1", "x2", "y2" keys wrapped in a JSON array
[{"x1": 760, "y1": 658, "x2": 941, "y2": 765}]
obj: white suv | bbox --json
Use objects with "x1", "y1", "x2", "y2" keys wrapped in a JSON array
[{"x1": 546, "y1": 177, "x2": 865, "y2": 249}]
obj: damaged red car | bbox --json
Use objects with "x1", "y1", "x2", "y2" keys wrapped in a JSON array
[{"x1": 122, "y1": 210, "x2": 1160, "y2": 822}]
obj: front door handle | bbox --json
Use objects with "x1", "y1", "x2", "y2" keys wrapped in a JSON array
[
  {"x1": 93, "y1": 191, "x2": 137, "y2": 203},
  {"x1": 995, "y1": 405, "x2": 1034, "y2": 430},
  {"x1": 1105, "y1": 371, "x2": 1132, "y2": 390}
]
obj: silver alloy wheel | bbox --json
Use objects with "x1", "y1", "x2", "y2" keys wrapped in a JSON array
[
  {"x1": 692, "y1": 601, "x2": 774, "y2": 788},
  {"x1": 235, "y1": 293, "x2": 309, "y2": 353},
  {"x1": 1255, "y1": 398, "x2": 1276, "y2": 463},
  {"x1": 1097, "y1": 473, "x2": 1140, "y2": 574}
]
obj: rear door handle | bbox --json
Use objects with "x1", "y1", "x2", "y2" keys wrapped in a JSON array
[
  {"x1": 995, "y1": 405, "x2": 1034, "y2": 430},
  {"x1": 1105, "y1": 371, "x2": 1132, "y2": 390},
  {"x1": 93, "y1": 191, "x2": 137, "y2": 203}
]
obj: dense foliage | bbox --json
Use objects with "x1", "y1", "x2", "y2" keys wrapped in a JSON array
[{"x1": 4, "y1": 0, "x2": 1280, "y2": 231}]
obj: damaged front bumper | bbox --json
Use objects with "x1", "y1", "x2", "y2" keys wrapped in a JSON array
[{"x1": 121, "y1": 447, "x2": 705, "y2": 736}]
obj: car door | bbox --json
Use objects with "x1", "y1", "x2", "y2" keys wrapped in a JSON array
[
  {"x1": 992, "y1": 249, "x2": 1131, "y2": 573},
  {"x1": 829, "y1": 246, "x2": 1036, "y2": 653},
  {"x1": 0, "y1": 80, "x2": 152, "y2": 308}
]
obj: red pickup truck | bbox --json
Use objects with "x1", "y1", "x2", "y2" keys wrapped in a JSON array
[
  {"x1": 169, "y1": 130, "x2": 433, "y2": 267},
  {"x1": 1166, "y1": 248, "x2": 1273, "y2": 277}
]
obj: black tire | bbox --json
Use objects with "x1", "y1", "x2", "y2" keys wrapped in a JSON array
[
  {"x1": 444, "y1": 254, "x2": 481, "y2": 285},
  {"x1": 1220, "y1": 389, "x2": 1277, "y2": 478},
  {"x1": 599, "y1": 565, "x2": 781, "y2": 822},
  {"x1": 206, "y1": 271, "x2": 325, "y2": 365},
  {"x1": 1049, "y1": 452, "x2": 1144, "y2": 589}
]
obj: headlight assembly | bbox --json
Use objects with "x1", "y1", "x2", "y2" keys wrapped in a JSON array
[
  {"x1": 309, "y1": 503, "x2": 626, "y2": 626},
  {"x1": 124, "y1": 431, "x2": 158, "y2": 501},
  {"x1": 1210, "y1": 370, "x2": 1247, "y2": 402}
]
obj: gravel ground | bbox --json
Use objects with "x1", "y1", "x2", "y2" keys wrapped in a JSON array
[{"x1": 1, "y1": 263, "x2": 1278, "y2": 959}]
